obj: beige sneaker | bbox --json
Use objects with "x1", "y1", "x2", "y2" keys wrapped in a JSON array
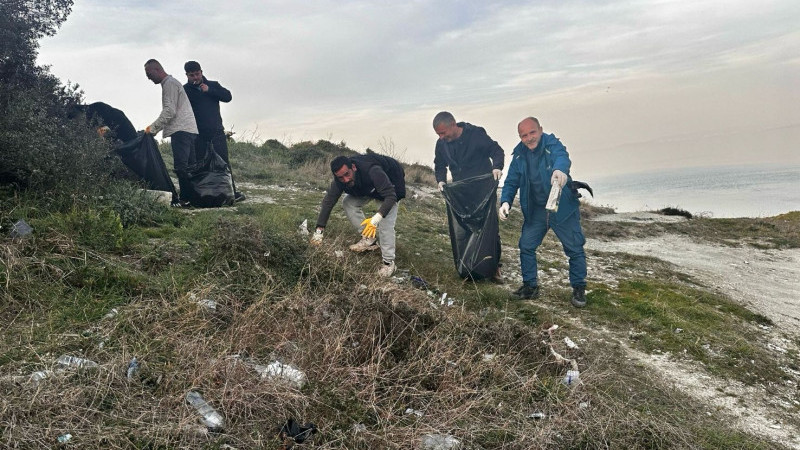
[
  {"x1": 349, "y1": 237, "x2": 378, "y2": 253},
  {"x1": 378, "y1": 261, "x2": 396, "y2": 277}
]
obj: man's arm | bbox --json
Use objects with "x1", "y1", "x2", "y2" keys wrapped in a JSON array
[
  {"x1": 369, "y1": 167, "x2": 398, "y2": 218},
  {"x1": 207, "y1": 80, "x2": 232, "y2": 103},
  {"x1": 433, "y1": 142, "x2": 448, "y2": 183},
  {"x1": 315, "y1": 181, "x2": 344, "y2": 229},
  {"x1": 545, "y1": 134, "x2": 571, "y2": 174},
  {"x1": 500, "y1": 154, "x2": 522, "y2": 206},
  {"x1": 149, "y1": 80, "x2": 179, "y2": 134}
]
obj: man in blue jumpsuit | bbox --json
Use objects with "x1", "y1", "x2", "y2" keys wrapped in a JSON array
[{"x1": 499, "y1": 117, "x2": 587, "y2": 307}]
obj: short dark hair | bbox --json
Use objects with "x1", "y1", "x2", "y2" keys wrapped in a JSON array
[
  {"x1": 184, "y1": 60, "x2": 201, "y2": 72},
  {"x1": 330, "y1": 156, "x2": 351, "y2": 174},
  {"x1": 433, "y1": 111, "x2": 456, "y2": 128}
]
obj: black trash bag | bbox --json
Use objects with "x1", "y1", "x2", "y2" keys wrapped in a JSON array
[
  {"x1": 442, "y1": 173, "x2": 500, "y2": 280},
  {"x1": 182, "y1": 147, "x2": 234, "y2": 208},
  {"x1": 114, "y1": 132, "x2": 178, "y2": 197},
  {"x1": 279, "y1": 418, "x2": 318, "y2": 448}
]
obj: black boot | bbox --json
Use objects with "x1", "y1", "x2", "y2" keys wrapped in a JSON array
[
  {"x1": 513, "y1": 284, "x2": 540, "y2": 300},
  {"x1": 571, "y1": 286, "x2": 587, "y2": 308}
]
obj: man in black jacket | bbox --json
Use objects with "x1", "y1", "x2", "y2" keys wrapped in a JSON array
[
  {"x1": 311, "y1": 154, "x2": 405, "y2": 277},
  {"x1": 433, "y1": 111, "x2": 505, "y2": 283},
  {"x1": 183, "y1": 60, "x2": 244, "y2": 201}
]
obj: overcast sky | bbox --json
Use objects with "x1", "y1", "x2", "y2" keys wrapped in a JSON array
[{"x1": 38, "y1": 0, "x2": 800, "y2": 179}]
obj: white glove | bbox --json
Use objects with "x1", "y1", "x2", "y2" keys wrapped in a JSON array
[
  {"x1": 438, "y1": 181, "x2": 445, "y2": 192},
  {"x1": 492, "y1": 169, "x2": 502, "y2": 181},
  {"x1": 551, "y1": 170, "x2": 567, "y2": 188},
  {"x1": 369, "y1": 213, "x2": 382, "y2": 226},
  {"x1": 499, "y1": 202, "x2": 510, "y2": 220},
  {"x1": 310, "y1": 229, "x2": 323, "y2": 245}
]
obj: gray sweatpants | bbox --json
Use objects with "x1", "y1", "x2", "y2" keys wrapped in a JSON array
[{"x1": 342, "y1": 194, "x2": 398, "y2": 263}]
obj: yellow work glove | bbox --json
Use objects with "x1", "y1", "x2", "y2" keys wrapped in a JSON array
[{"x1": 360, "y1": 213, "x2": 382, "y2": 239}]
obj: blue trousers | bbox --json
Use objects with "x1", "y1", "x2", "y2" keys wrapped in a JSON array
[{"x1": 519, "y1": 206, "x2": 586, "y2": 287}]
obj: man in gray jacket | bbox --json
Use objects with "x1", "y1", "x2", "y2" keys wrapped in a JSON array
[{"x1": 144, "y1": 59, "x2": 198, "y2": 206}]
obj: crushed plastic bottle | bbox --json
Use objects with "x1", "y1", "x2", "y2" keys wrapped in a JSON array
[
  {"x1": 421, "y1": 433, "x2": 462, "y2": 450},
  {"x1": 257, "y1": 361, "x2": 307, "y2": 389},
  {"x1": 103, "y1": 308, "x2": 119, "y2": 320},
  {"x1": 10, "y1": 219, "x2": 33, "y2": 238},
  {"x1": 126, "y1": 357, "x2": 139, "y2": 380},
  {"x1": 185, "y1": 391, "x2": 224, "y2": 430},
  {"x1": 56, "y1": 355, "x2": 98, "y2": 369},
  {"x1": 57, "y1": 433, "x2": 72, "y2": 443},
  {"x1": 31, "y1": 370, "x2": 52, "y2": 385}
]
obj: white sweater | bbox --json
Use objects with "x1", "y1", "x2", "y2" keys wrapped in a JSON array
[{"x1": 149, "y1": 75, "x2": 198, "y2": 137}]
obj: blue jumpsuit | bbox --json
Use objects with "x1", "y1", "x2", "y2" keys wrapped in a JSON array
[{"x1": 500, "y1": 133, "x2": 587, "y2": 288}]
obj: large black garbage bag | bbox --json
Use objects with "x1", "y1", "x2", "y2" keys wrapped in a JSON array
[
  {"x1": 114, "y1": 132, "x2": 178, "y2": 197},
  {"x1": 442, "y1": 173, "x2": 500, "y2": 280},
  {"x1": 183, "y1": 149, "x2": 234, "y2": 207}
]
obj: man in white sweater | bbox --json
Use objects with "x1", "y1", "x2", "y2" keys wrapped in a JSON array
[{"x1": 144, "y1": 59, "x2": 198, "y2": 206}]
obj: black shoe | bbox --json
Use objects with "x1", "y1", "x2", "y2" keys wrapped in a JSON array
[
  {"x1": 234, "y1": 192, "x2": 246, "y2": 202},
  {"x1": 571, "y1": 286, "x2": 587, "y2": 308},
  {"x1": 170, "y1": 200, "x2": 190, "y2": 208},
  {"x1": 513, "y1": 284, "x2": 539, "y2": 300}
]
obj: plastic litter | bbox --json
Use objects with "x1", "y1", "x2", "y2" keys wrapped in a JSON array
[
  {"x1": 57, "y1": 433, "x2": 72, "y2": 444},
  {"x1": 57, "y1": 355, "x2": 99, "y2": 369},
  {"x1": 31, "y1": 370, "x2": 52, "y2": 385},
  {"x1": 279, "y1": 418, "x2": 317, "y2": 447},
  {"x1": 404, "y1": 407, "x2": 423, "y2": 417},
  {"x1": 10, "y1": 219, "x2": 33, "y2": 238},
  {"x1": 257, "y1": 361, "x2": 306, "y2": 389},
  {"x1": 563, "y1": 337, "x2": 578, "y2": 349},
  {"x1": 185, "y1": 391, "x2": 224, "y2": 430},
  {"x1": 562, "y1": 369, "x2": 580, "y2": 386},
  {"x1": 103, "y1": 308, "x2": 119, "y2": 319},
  {"x1": 197, "y1": 298, "x2": 217, "y2": 311},
  {"x1": 298, "y1": 219, "x2": 309, "y2": 236},
  {"x1": 528, "y1": 411, "x2": 546, "y2": 420},
  {"x1": 126, "y1": 357, "x2": 139, "y2": 380},
  {"x1": 545, "y1": 182, "x2": 561, "y2": 212},
  {"x1": 421, "y1": 433, "x2": 462, "y2": 450}
]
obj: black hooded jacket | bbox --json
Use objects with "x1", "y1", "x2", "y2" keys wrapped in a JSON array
[{"x1": 434, "y1": 122, "x2": 504, "y2": 183}]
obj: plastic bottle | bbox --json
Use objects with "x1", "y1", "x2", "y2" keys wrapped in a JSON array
[
  {"x1": 563, "y1": 369, "x2": 580, "y2": 386},
  {"x1": 56, "y1": 355, "x2": 99, "y2": 369},
  {"x1": 185, "y1": 391, "x2": 224, "y2": 430}
]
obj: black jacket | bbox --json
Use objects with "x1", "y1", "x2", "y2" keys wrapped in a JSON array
[
  {"x1": 434, "y1": 122, "x2": 504, "y2": 183},
  {"x1": 84, "y1": 102, "x2": 137, "y2": 143},
  {"x1": 183, "y1": 76, "x2": 232, "y2": 135},
  {"x1": 315, "y1": 155, "x2": 403, "y2": 229}
]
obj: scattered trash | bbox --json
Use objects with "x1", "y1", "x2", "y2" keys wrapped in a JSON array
[
  {"x1": 57, "y1": 433, "x2": 72, "y2": 444},
  {"x1": 579, "y1": 401, "x2": 589, "y2": 409},
  {"x1": 482, "y1": 353, "x2": 496, "y2": 362},
  {"x1": 674, "y1": 328, "x2": 683, "y2": 333},
  {"x1": 404, "y1": 407, "x2": 423, "y2": 417},
  {"x1": 196, "y1": 298, "x2": 217, "y2": 311},
  {"x1": 10, "y1": 219, "x2": 33, "y2": 238},
  {"x1": 546, "y1": 324, "x2": 559, "y2": 333},
  {"x1": 298, "y1": 219, "x2": 309, "y2": 236},
  {"x1": 528, "y1": 411, "x2": 546, "y2": 420},
  {"x1": 126, "y1": 357, "x2": 139, "y2": 380},
  {"x1": 56, "y1": 355, "x2": 98, "y2": 369},
  {"x1": 439, "y1": 293, "x2": 454, "y2": 307},
  {"x1": 410, "y1": 276, "x2": 431, "y2": 290},
  {"x1": 563, "y1": 337, "x2": 578, "y2": 349},
  {"x1": 257, "y1": 361, "x2": 307, "y2": 389},
  {"x1": 562, "y1": 369, "x2": 581, "y2": 386},
  {"x1": 334, "y1": 250, "x2": 344, "y2": 258},
  {"x1": 279, "y1": 418, "x2": 317, "y2": 447},
  {"x1": 185, "y1": 391, "x2": 224, "y2": 430},
  {"x1": 353, "y1": 423, "x2": 367, "y2": 433},
  {"x1": 31, "y1": 370, "x2": 52, "y2": 385},
  {"x1": 103, "y1": 308, "x2": 119, "y2": 320},
  {"x1": 421, "y1": 433, "x2": 462, "y2": 450}
]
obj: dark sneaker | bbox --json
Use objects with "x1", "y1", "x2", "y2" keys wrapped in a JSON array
[
  {"x1": 513, "y1": 284, "x2": 540, "y2": 300},
  {"x1": 571, "y1": 286, "x2": 587, "y2": 308},
  {"x1": 171, "y1": 200, "x2": 190, "y2": 208},
  {"x1": 234, "y1": 192, "x2": 246, "y2": 202}
]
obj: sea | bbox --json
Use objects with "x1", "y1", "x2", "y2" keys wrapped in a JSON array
[{"x1": 580, "y1": 163, "x2": 800, "y2": 218}]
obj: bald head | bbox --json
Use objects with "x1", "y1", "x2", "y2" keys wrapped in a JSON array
[
  {"x1": 144, "y1": 59, "x2": 167, "y2": 84},
  {"x1": 518, "y1": 116, "x2": 543, "y2": 150}
]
